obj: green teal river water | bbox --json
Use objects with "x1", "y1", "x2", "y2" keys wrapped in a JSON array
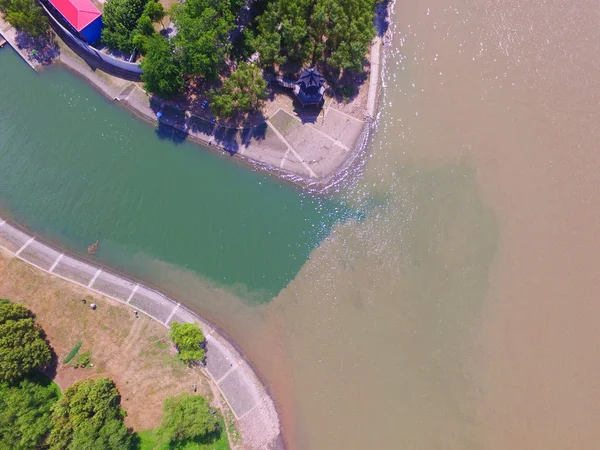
[{"x1": 0, "y1": 49, "x2": 348, "y2": 302}]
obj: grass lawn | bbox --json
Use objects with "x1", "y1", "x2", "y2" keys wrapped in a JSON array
[
  {"x1": 0, "y1": 253, "x2": 214, "y2": 431},
  {"x1": 137, "y1": 417, "x2": 231, "y2": 450}
]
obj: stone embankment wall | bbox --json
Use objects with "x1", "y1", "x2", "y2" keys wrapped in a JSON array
[{"x1": 0, "y1": 216, "x2": 283, "y2": 450}]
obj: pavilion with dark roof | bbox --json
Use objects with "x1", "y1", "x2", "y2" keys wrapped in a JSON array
[{"x1": 293, "y1": 67, "x2": 326, "y2": 106}]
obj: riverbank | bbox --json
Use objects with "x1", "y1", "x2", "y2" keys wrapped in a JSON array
[
  {"x1": 0, "y1": 216, "x2": 283, "y2": 450},
  {"x1": 37, "y1": 21, "x2": 386, "y2": 191},
  {"x1": 0, "y1": 16, "x2": 40, "y2": 69},
  {"x1": 0, "y1": 249, "x2": 221, "y2": 432}
]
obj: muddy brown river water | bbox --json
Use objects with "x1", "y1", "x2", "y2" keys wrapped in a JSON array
[{"x1": 257, "y1": 0, "x2": 600, "y2": 448}]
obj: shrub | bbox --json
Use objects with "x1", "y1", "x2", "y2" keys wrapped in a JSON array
[
  {"x1": 156, "y1": 393, "x2": 218, "y2": 444},
  {"x1": 0, "y1": 0, "x2": 49, "y2": 37},
  {"x1": 169, "y1": 322, "x2": 205, "y2": 365},
  {"x1": 73, "y1": 351, "x2": 91, "y2": 368},
  {"x1": 0, "y1": 300, "x2": 51, "y2": 384},
  {"x1": 0, "y1": 373, "x2": 60, "y2": 450},
  {"x1": 62, "y1": 342, "x2": 81, "y2": 364},
  {"x1": 101, "y1": 0, "x2": 150, "y2": 53},
  {"x1": 210, "y1": 63, "x2": 268, "y2": 118},
  {"x1": 140, "y1": 34, "x2": 185, "y2": 97},
  {"x1": 47, "y1": 378, "x2": 135, "y2": 450}
]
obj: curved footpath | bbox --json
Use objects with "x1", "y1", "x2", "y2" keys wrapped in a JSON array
[{"x1": 0, "y1": 216, "x2": 283, "y2": 450}]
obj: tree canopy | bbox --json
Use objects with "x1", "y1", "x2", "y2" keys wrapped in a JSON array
[
  {"x1": 130, "y1": 0, "x2": 164, "y2": 56},
  {"x1": 169, "y1": 322, "x2": 205, "y2": 365},
  {"x1": 253, "y1": 0, "x2": 313, "y2": 66},
  {"x1": 253, "y1": 0, "x2": 376, "y2": 72},
  {"x1": 141, "y1": 34, "x2": 185, "y2": 97},
  {"x1": 143, "y1": 0, "x2": 165, "y2": 27},
  {"x1": 101, "y1": 0, "x2": 150, "y2": 53},
  {"x1": 47, "y1": 378, "x2": 135, "y2": 450},
  {"x1": 171, "y1": 0, "x2": 237, "y2": 79},
  {"x1": 0, "y1": 374, "x2": 60, "y2": 450},
  {"x1": 0, "y1": 300, "x2": 51, "y2": 384},
  {"x1": 156, "y1": 394, "x2": 218, "y2": 444},
  {"x1": 210, "y1": 62, "x2": 268, "y2": 118},
  {"x1": 0, "y1": 0, "x2": 48, "y2": 37},
  {"x1": 134, "y1": 0, "x2": 378, "y2": 99}
]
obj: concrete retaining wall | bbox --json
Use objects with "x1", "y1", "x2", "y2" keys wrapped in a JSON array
[{"x1": 0, "y1": 216, "x2": 283, "y2": 450}]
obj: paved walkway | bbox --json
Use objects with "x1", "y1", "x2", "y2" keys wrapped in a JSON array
[
  {"x1": 366, "y1": 36, "x2": 382, "y2": 119},
  {"x1": 0, "y1": 217, "x2": 283, "y2": 450},
  {"x1": 139, "y1": 101, "x2": 365, "y2": 184}
]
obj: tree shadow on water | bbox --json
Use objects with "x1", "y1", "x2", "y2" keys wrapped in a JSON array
[
  {"x1": 375, "y1": 0, "x2": 391, "y2": 37},
  {"x1": 155, "y1": 122, "x2": 188, "y2": 145}
]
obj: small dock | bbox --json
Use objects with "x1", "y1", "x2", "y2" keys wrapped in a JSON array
[{"x1": 0, "y1": 17, "x2": 40, "y2": 70}]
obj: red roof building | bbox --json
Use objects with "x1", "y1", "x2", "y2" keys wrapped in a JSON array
[{"x1": 46, "y1": 0, "x2": 103, "y2": 43}]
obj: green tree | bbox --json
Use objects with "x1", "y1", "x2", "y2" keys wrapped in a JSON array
[
  {"x1": 101, "y1": 0, "x2": 150, "y2": 53},
  {"x1": 140, "y1": 34, "x2": 184, "y2": 97},
  {"x1": 1, "y1": 0, "x2": 48, "y2": 37},
  {"x1": 47, "y1": 378, "x2": 135, "y2": 450},
  {"x1": 130, "y1": 0, "x2": 163, "y2": 54},
  {"x1": 310, "y1": 0, "x2": 375, "y2": 72},
  {"x1": 171, "y1": 0, "x2": 236, "y2": 79},
  {"x1": 253, "y1": 0, "x2": 376, "y2": 72},
  {"x1": 132, "y1": 32, "x2": 149, "y2": 54},
  {"x1": 210, "y1": 62, "x2": 268, "y2": 118},
  {"x1": 135, "y1": 14, "x2": 154, "y2": 36},
  {"x1": 0, "y1": 300, "x2": 51, "y2": 384},
  {"x1": 156, "y1": 394, "x2": 218, "y2": 444},
  {"x1": 0, "y1": 374, "x2": 60, "y2": 450},
  {"x1": 253, "y1": 0, "x2": 314, "y2": 65},
  {"x1": 143, "y1": 0, "x2": 165, "y2": 28},
  {"x1": 169, "y1": 322, "x2": 205, "y2": 365}
]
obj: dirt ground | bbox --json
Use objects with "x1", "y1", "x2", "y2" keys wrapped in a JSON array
[{"x1": 0, "y1": 249, "x2": 212, "y2": 431}]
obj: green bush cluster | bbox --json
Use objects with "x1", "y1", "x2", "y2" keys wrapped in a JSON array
[
  {"x1": 210, "y1": 62, "x2": 268, "y2": 118},
  {"x1": 73, "y1": 351, "x2": 92, "y2": 368},
  {"x1": 253, "y1": 0, "x2": 376, "y2": 73},
  {"x1": 140, "y1": 0, "x2": 240, "y2": 97},
  {"x1": 48, "y1": 378, "x2": 136, "y2": 450},
  {"x1": 0, "y1": 300, "x2": 51, "y2": 384},
  {"x1": 0, "y1": 374, "x2": 60, "y2": 450},
  {"x1": 169, "y1": 321, "x2": 205, "y2": 366},
  {"x1": 102, "y1": 0, "x2": 165, "y2": 54},
  {"x1": 62, "y1": 341, "x2": 82, "y2": 364}
]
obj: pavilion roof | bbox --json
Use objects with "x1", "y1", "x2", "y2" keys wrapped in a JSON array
[{"x1": 297, "y1": 67, "x2": 325, "y2": 90}]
